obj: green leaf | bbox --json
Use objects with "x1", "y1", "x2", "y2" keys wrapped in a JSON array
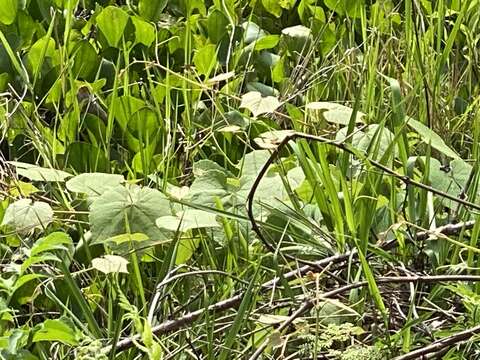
[
  {"x1": 2, "y1": 199, "x2": 53, "y2": 233},
  {"x1": 0, "y1": 0, "x2": 17, "y2": 25},
  {"x1": 193, "y1": 44, "x2": 217, "y2": 76},
  {"x1": 31, "y1": 232, "x2": 72, "y2": 257},
  {"x1": 26, "y1": 36, "x2": 59, "y2": 78},
  {"x1": 89, "y1": 184, "x2": 171, "y2": 244},
  {"x1": 9, "y1": 161, "x2": 72, "y2": 182},
  {"x1": 92, "y1": 255, "x2": 129, "y2": 274},
  {"x1": 66, "y1": 173, "x2": 124, "y2": 197},
  {"x1": 32, "y1": 319, "x2": 79, "y2": 346},
  {"x1": 240, "y1": 91, "x2": 280, "y2": 117},
  {"x1": 105, "y1": 232, "x2": 149, "y2": 244},
  {"x1": 262, "y1": 0, "x2": 282, "y2": 17},
  {"x1": 71, "y1": 40, "x2": 98, "y2": 79},
  {"x1": 254, "y1": 35, "x2": 280, "y2": 51},
  {"x1": 139, "y1": 0, "x2": 167, "y2": 22},
  {"x1": 111, "y1": 95, "x2": 147, "y2": 132},
  {"x1": 305, "y1": 102, "x2": 365, "y2": 125},
  {"x1": 407, "y1": 117, "x2": 460, "y2": 159},
  {"x1": 156, "y1": 209, "x2": 220, "y2": 232},
  {"x1": 96, "y1": 6, "x2": 130, "y2": 48},
  {"x1": 131, "y1": 16, "x2": 155, "y2": 46},
  {"x1": 207, "y1": 10, "x2": 229, "y2": 43}
]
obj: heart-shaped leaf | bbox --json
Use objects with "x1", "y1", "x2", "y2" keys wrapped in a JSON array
[
  {"x1": 96, "y1": 6, "x2": 130, "y2": 48},
  {"x1": 92, "y1": 255, "x2": 129, "y2": 274},
  {"x1": 139, "y1": 0, "x2": 168, "y2": 22},
  {"x1": 66, "y1": 173, "x2": 124, "y2": 197},
  {"x1": 240, "y1": 91, "x2": 280, "y2": 117},
  {"x1": 2, "y1": 199, "x2": 53, "y2": 233},
  {"x1": 89, "y1": 184, "x2": 171, "y2": 244},
  {"x1": 32, "y1": 319, "x2": 80, "y2": 346},
  {"x1": 9, "y1": 162, "x2": 72, "y2": 182},
  {"x1": 306, "y1": 102, "x2": 365, "y2": 125},
  {"x1": 0, "y1": 0, "x2": 17, "y2": 25},
  {"x1": 156, "y1": 209, "x2": 220, "y2": 232}
]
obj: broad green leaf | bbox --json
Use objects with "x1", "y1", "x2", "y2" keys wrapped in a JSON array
[
  {"x1": 92, "y1": 255, "x2": 129, "y2": 274},
  {"x1": 32, "y1": 319, "x2": 79, "y2": 346},
  {"x1": 193, "y1": 159, "x2": 233, "y2": 177},
  {"x1": 66, "y1": 173, "x2": 124, "y2": 197},
  {"x1": 71, "y1": 40, "x2": 98, "y2": 79},
  {"x1": 127, "y1": 108, "x2": 159, "y2": 152},
  {"x1": 425, "y1": 158, "x2": 478, "y2": 208},
  {"x1": 2, "y1": 199, "x2": 53, "y2": 233},
  {"x1": 111, "y1": 95, "x2": 146, "y2": 131},
  {"x1": 0, "y1": 0, "x2": 17, "y2": 25},
  {"x1": 336, "y1": 124, "x2": 395, "y2": 159},
  {"x1": 262, "y1": 0, "x2": 282, "y2": 17},
  {"x1": 89, "y1": 184, "x2": 171, "y2": 244},
  {"x1": 306, "y1": 102, "x2": 365, "y2": 125},
  {"x1": 324, "y1": 0, "x2": 365, "y2": 17},
  {"x1": 26, "y1": 36, "x2": 59, "y2": 78},
  {"x1": 9, "y1": 162, "x2": 72, "y2": 182},
  {"x1": 193, "y1": 44, "x2": 217, "y2": 76},
  {"x1": 239, "y1": 150, "x2": 272, "y2": 178},
  {"x1": 131, "y1": 16, "x2": 155, "y2": 46},
  {"x1": 105, "y1": 232, "x2": 149, "y2": 244},
  {"x1": 175, "y1": 238, "x2": 200, "y2": 265},
  {"x1": 156, "y1": 209, "x2": 220, "y2": 232},
  {"x1": 31, "y1": 232, "x2": 72, "y2": 257},
  {"x1": 254, "y1": 35, "x2": 280, "y2": 51},
  {"x1": 407, "y1": 117, "x2": 460, "y2": 159},
  {"x1": 139, "y1": 0, "x2": 167, "y2": 22},
  {"x1": 281, "y1": 25, "x2": 311, "y2": 39},
  {"x1": 96, "y1": 6, "x2": 129, "y2": 47},
  {"x1": 246, "y1": 82, "x2": 279, "y2": 97},
  {"x1": 207, "y1": 10, "x2": 229, "y2": 43},
  {"x1": 8, "y1": 181, "x2": 39, "y2": 197},
  {"x1": 240, "y1": 91, "x2": 280, "y2": 117}
]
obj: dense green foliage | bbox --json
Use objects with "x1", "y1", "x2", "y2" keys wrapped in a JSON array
[{"x1": 1, "y1": 0, "x2": 480, "y2": 359}]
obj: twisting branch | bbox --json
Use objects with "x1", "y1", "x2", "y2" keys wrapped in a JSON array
[
  {"x1": 246, "y1": 131, "x2": 480, "y2": 258},
  {"x1": 101, "y1": 250, "x2": 478, "y2": 355},
  {"x1": 102, "y1": 132, "x2": 478, "y2": 355}
]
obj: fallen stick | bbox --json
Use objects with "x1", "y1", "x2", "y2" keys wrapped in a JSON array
[{"x1": 100, "y1": 220, "x2": 475, "y2": 355}]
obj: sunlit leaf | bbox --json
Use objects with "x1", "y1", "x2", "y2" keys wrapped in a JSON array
[
  {"x1": 96, "y1": 6, "x2": 129, "y2": 47},
  {"x1": 156, "y1": 209, "x2": 220, "y2": 232},
  {"x1": 240, "y1": 91, "x2": 280, "y2": 117},
  {"x1": 2, "y1": 199, "x2": 53, "y2": 233},
  {"x1": 92, "y1": 255, "x2": 129, "y2": 274},
  {"x1": 66, "y1": 173, "x2": 124, "y2": 197}
]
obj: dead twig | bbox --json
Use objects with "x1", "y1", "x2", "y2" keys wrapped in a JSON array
[
  {"x1": 248, "y1": 274, "x2": 480, "y2": 360},
  {"x1": 392, "y1": 324, "x2": 480, "y2": 360}
]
